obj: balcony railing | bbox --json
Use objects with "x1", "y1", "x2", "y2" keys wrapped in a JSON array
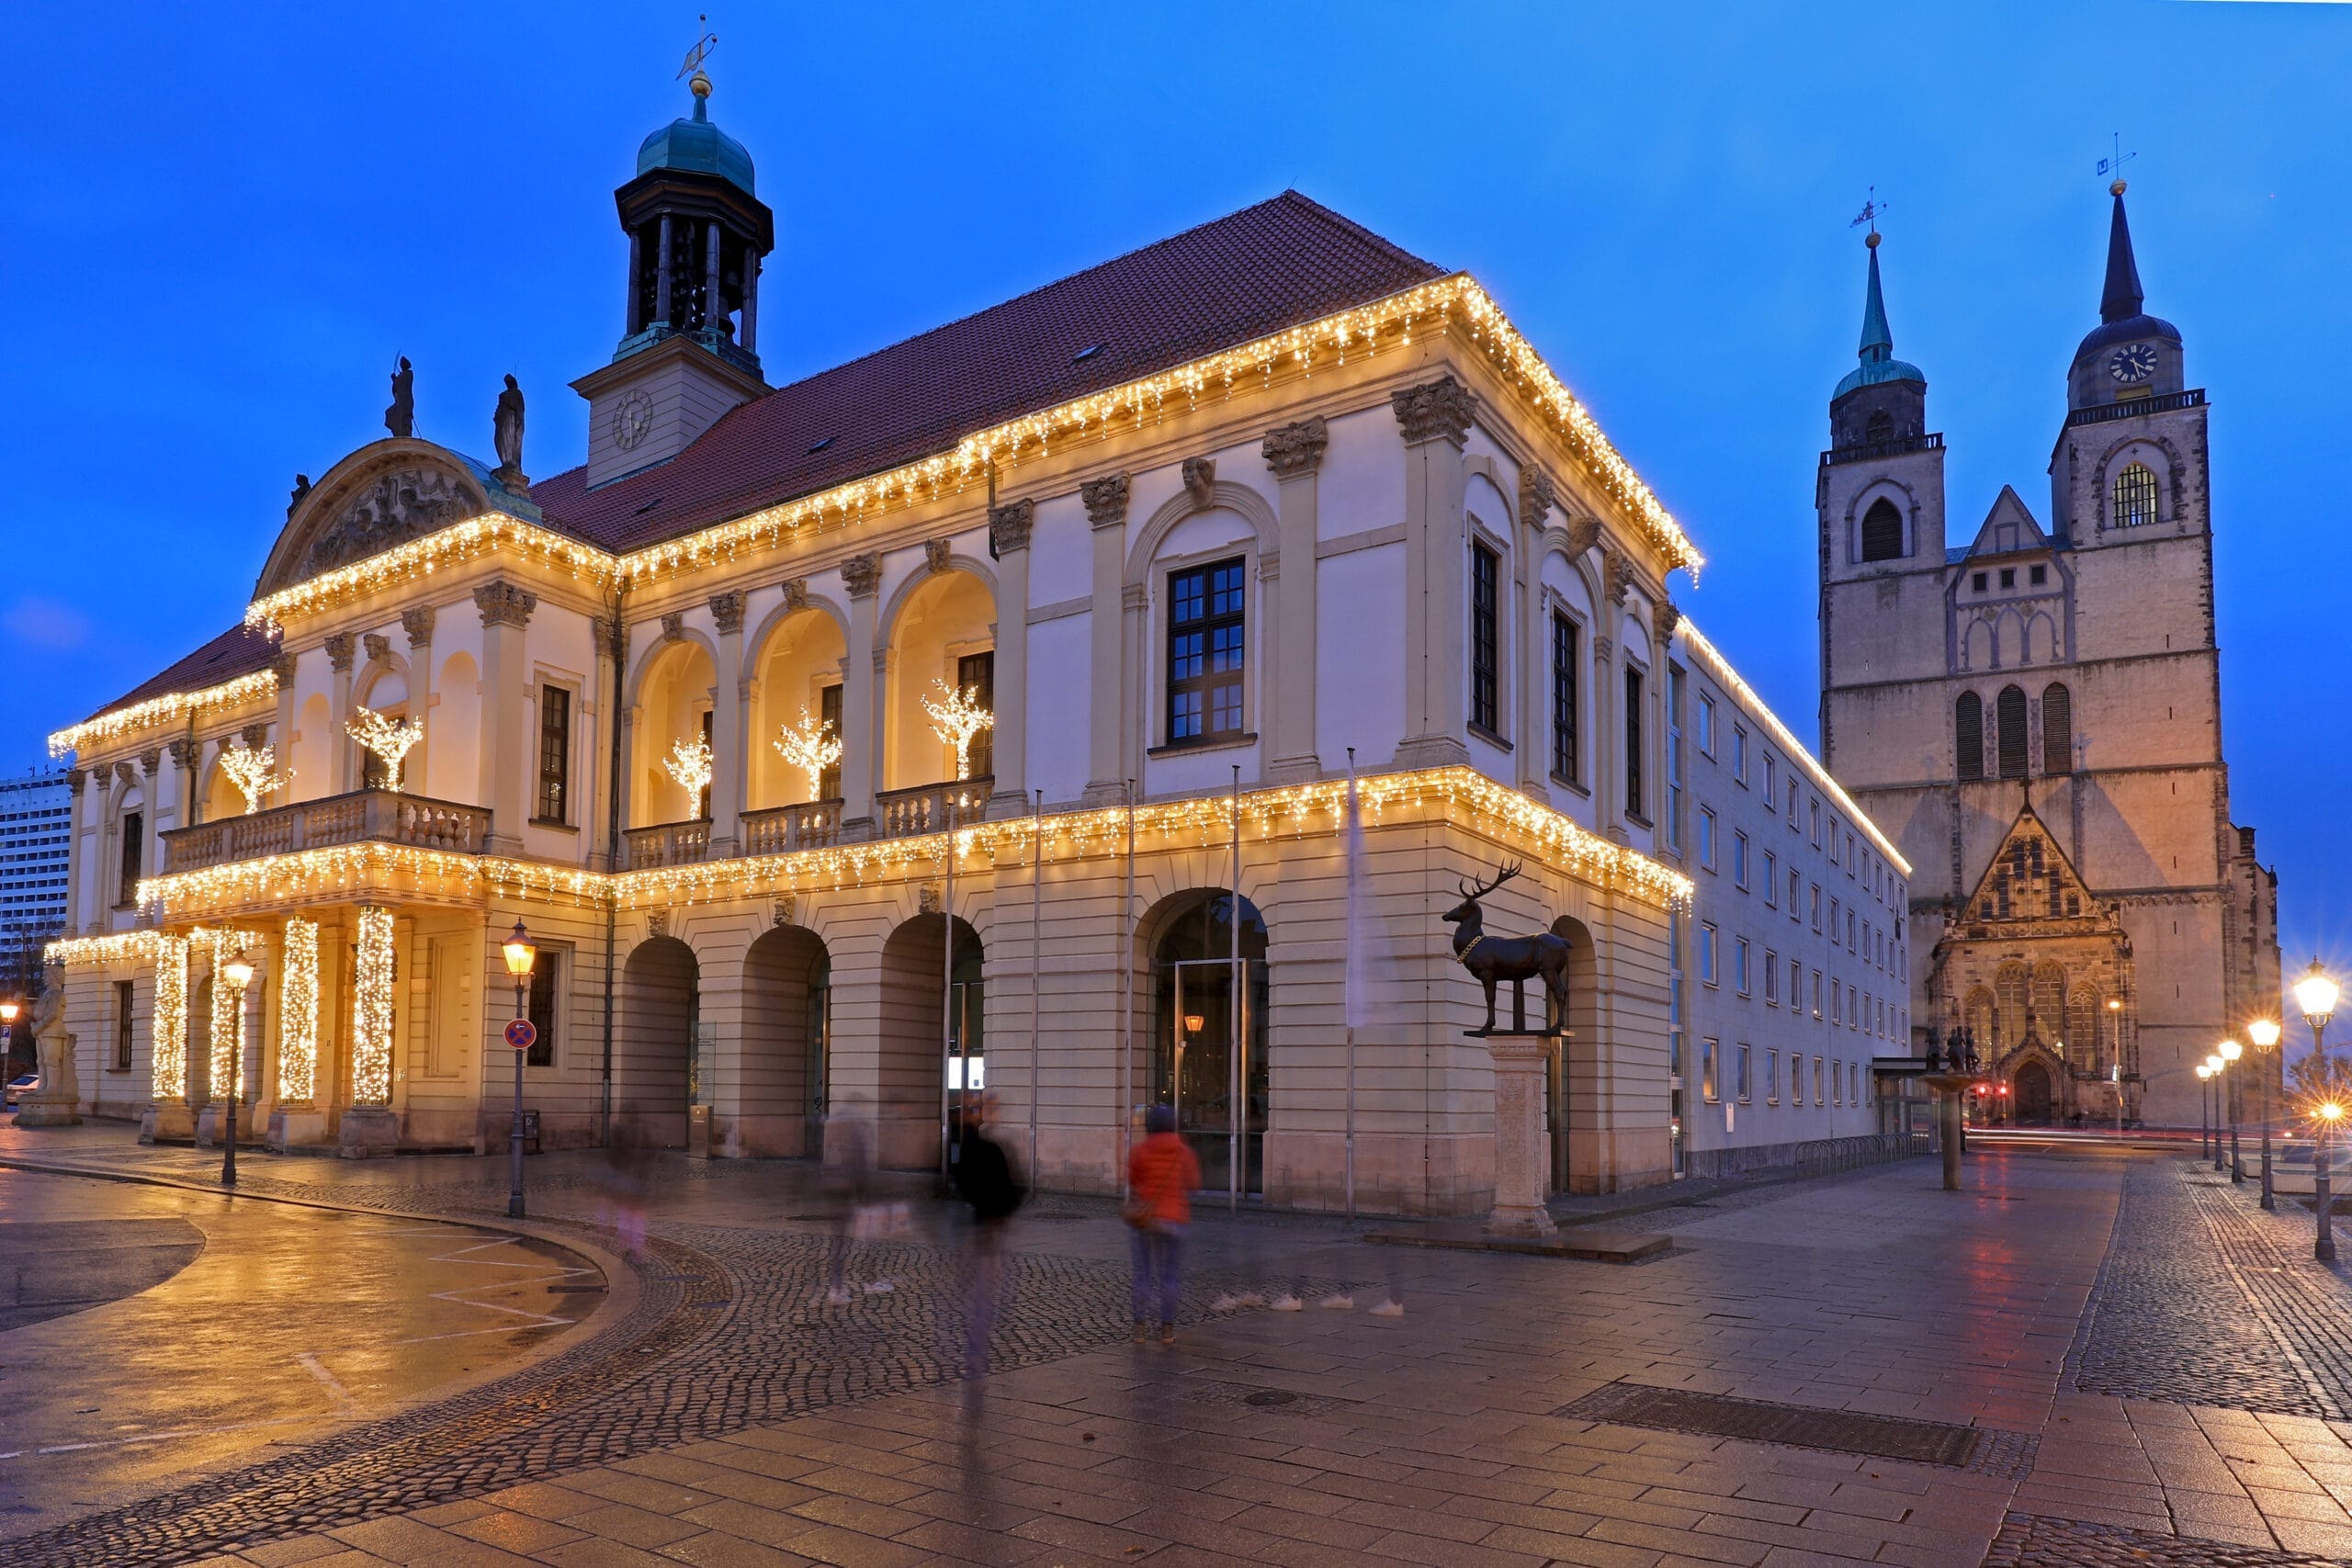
[
  {"x1": 2064, "y1": 388, "x2": 2204, "y2": 427},
  {"x1": 163, "y1": 788, "x2": 490, "y2": 874},
  {"x1": 1820, "y1": 432, "x2": 1944, "y2": 468},
  {"x1": 742, "y1": 799, "x2": 844, "y2": 857},
  {"x1": 876, "y1": 778, "x2": 993, "y2": 840},
  {"x1": 626, "y1": 818, "x2": 711, "y2": 869}
]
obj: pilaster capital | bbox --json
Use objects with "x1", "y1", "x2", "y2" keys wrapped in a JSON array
[
  {"x1": 1391, "y1": 376, "x2": 1476, "y2": 448},
  {"x1": 139, "y1": 748, "x2": 163, "y2": 778},
  {"x1": 473, "y1": 581, "x2": 538, "y2": 629},
  {"x1": 708, "y1": 592, "x2": 746, "y2": 636},
  {"x1": 1517, "y1": 467, "x2": 1555, "y2": 531},
  {"x1": 241, "y1": 721, "x2": 271, "y2": 750},
  {"x1": 1657, "y1": 600, "x2": 1683, "y2": 642},
  {"x1": 923, "y1": 538, "x2": 954, "y2": 575},
  {"x1": 65, "y1": 767, "x2": 85, "y2": 797},
  {"x1": 268, "y1": 649, "x2": 299, "y2": 685},
  {"x1": 401, "y1": 605, "x2": 436, "y2": 648},
  {"x1": 591, "y1": 615, "x2": 624, "y2": 660},
  {"x1": 1081, "y1": 473, "x2": 1131, "y2": 530},
  {"x1": 166, "y1": 738, "x2": 199, "y2": 771},
  {"x1": 988, "y1": 498, "x2": 1035, "y2": 557},
  {"x1": 1181, "y1": 457, "x2": 1217, "y2": 510},
  {"x1": 842, "y1": 552, "x2": 883, "y2": 600},
  {"x1": 1261, "y1": 416, "x2": 1329, "y2": 479},
  {"x1": 362, "y1": 632, "x2": 391, "y2": 665},
  {"x1": 323, "y1": 632, "x2": 356, "y2": 672}
]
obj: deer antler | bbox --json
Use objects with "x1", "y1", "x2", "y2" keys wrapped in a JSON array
[{"x1": 1461, "y1": 862, "x2": 1524, "y2": 903}]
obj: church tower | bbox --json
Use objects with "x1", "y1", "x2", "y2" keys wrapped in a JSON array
[
  {"x1": 1818, "y1": 187, "x2": 2278, "y2": 1130},
  {"x1": 571, "y1": 66, "x2": 775, "y2": 488}
]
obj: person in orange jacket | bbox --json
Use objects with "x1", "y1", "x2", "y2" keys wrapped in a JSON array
[{"x1": 1125, "y1": 1104, "x2": 1201, "y2": 1343}]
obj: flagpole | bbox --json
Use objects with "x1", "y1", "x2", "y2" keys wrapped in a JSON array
[
  {"x1": 1345, "y1": 747, "x2": 1357, "y2": 1223},
  {"x1": 1230, "y1": 763, "x2": 1242, "y2": 1213},
  {"x1": 1120, "y1": 779, "x2": 1136, "y2": 1196},
  {"x1": 1029, "y1": 787, "x2": 1042, "y2": 1186}
]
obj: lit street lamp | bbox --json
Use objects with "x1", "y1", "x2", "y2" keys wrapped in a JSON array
[
  {"x1": 2196, "y1": 1063, "x2": 2213, "y2": 1160},
  {"x1": 2249, "y1": 1018, "x2": 2281, "y2": 1210},
  {"x1": 502, "y1": 919, "x2": 537, "y2": 1221},
  {"x1": 219, "y1": 956, "x2": 255, "y2": 1187},
  {"x1": 2295, "y1": 957, "x2": 2338, "y2": 1071},
  {"x1": 2220, "y1": 1040, "x2": 2243, "y2": 1182},
  {"x1": 2295, "y1": 959, "x2": 2339, "y2": 1261},
  {"x1": 2205, "y1": 1053, "x2": 2229, "y2": 1173},
  {"x1": 2317, "y1": 1100, "x2": 2345, "y2": 1264}
]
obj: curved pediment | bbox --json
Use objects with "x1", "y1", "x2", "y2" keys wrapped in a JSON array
[{"x1": 256, "y1": 440, "x2": 494, "y2": 600}]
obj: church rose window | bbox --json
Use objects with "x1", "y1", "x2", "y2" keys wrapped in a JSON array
[
  {"x1": 1955, "y1": 693, "x2": 1984, "y2": 780},
  {"x1": 1860, "y1": 499, "x2": 1904, "y2": 562},
  {"x1": 2111, "y1": 461, "x2": 2160, "y2": 528},
  {"x1": 1996, "y1": 686, "x2": 2029, "y2": 779},
  {"x1": 2041, "y1": 683, "x2": 2072, "y2": 775}
]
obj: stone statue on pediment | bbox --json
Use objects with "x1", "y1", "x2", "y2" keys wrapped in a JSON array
[
  {"x1": 385, "y1": 356, "x2": 414, "y2": 440},
  {"x1": 493, "y1": 376, "x2": 527, "y2": 490}
]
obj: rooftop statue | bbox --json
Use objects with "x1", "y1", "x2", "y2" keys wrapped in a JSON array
[
  {"x1": 493, "y1": 375, "x2": 527, "y2": 490},
  {"x1": 385, "y1": 355, "x2": 414, "y2": 439}
]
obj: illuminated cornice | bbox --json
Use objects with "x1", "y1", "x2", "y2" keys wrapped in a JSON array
[
  {"x1": 1676, "y1": 620, "x2": 1912, "y2": 877},
  {"x1": 48, "y1": 671, "x2": 277, "y2": 760},
  {"x1": 47, "y1": 925, "x2": 263, "y2": 966},
  {"x1": 238, "y1": 275, "x2": 1702, "y2": 637}
]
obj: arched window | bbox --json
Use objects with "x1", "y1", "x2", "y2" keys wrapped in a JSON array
[
  {"x1": 1864, "y1": 410, "x2": 1894, "y2": 444},
  {"x1": 2110, "y1": 461, "x2": 2160, "y2": 528},
  {"x1": 1955, "y1": 693, "x2": 1984, "y2": 781},
  {"x1": 1996, "y1": 685, "x2": 2029, "y2": 778},
  {"x1": 2041, "y1": 682, "x2": 2073, "y2": 774},
  {"x1": 1860, "y1": 499, "x2": 1905, "y2": 562}
]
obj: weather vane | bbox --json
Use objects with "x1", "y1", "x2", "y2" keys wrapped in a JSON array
[
  {"x1": 1850, "y1": 186, "x2": 1888, "y2": 247},
  {"x1": 2098, "y1": 132, "x2": 2136, "y2": 192},
  {"x1": 678, "y1": 14, "x2": 718, "y2": 81}
]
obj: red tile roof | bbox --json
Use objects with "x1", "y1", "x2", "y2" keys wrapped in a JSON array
[
  {"x1": 529, "y1": 190, "x2": 1444, "y2": 552},
  {"x1": 91, "y1": 623, "x2": 278, "y2": 721}
]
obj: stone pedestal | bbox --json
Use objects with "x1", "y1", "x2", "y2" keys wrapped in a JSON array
[
  {"x1": 15, "y1": 1091, "x2": 81, "y2": 1127},
  {"x1": 141, "y1": 1099, "x2": 196, "y2": 1144},
  {"x1": 267, "y1": 1104, "x2": 329, "y2": 1152},
  {"x1": 1922, "y1": 1073, "x2": 1978, "y2": 1191},
  {"x1": 195, "y1": 1104, "x2": 223, "y2": 1147},
  {"x1": 338, "y1": 1106, "x2": 401, "y2": 1159},
  {"x1": 1480, "y1": 1032, "x2": 1558, "y2": 1238}
]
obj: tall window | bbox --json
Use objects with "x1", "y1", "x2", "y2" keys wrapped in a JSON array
[
  {"x1": 1624, "y1": 665, "x2": 1645, "y2": 818},
  {"x1": 1550, "y1": 611, "x2": 1578, "y2": 784},
  {"x1": 1665, "y1": 668, "x2": 1685, "y2": 850},
  {"x1": 1956, "y1": 692, "x2": 1984, "y2": 780},
  {"x1": 1470, "y1": 542, "x2": 1500, "y2": 734},
  {"x1": 2111, "y1": 461, "x2": 2160, "y2": 528},
  {"x1": 525, "y1": 952, "x2": 560, "y2": 1068},
  {"x1": 2041, "y1": 682, "x2": 2073, "y2": 775},
  {"x1": 818, "y1": 683, "x2": 843, "y2": 800},
  {"x1": 118, "y1": 811, "x2": 143, "y2": 908},
  {"x1": 1167, "y1": 558, "x2": 1245, "y2": 745},
  {"x1": 696, "y1": 709, "x2": 715, "y2": 815},
  {"x1": 957, "y1": 651, "x2": 996, "y2": 779},
  {"x1": 536, "y1": 684, "x2": 571, "y2": 823},
  {"x1": 114, "y1": 979, "x2": 134, "y2": 1070},
  {"x1": 1860, "y1": 498, "x2": 1905, "y2": 562},
  {"x1": 360, "y1": 717, "x2": 407, "y2": 792},
  {"x1": 1996, "y1": 684, "x2": 2029, "y2": 779}
]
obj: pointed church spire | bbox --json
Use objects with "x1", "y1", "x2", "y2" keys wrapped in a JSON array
[
  {"x1": 2099, "y1": 181, "x2": 2144, "y2": 323},
  {"x1": 1857, "y1": 232, "x2": 1894, "y2": 364}
]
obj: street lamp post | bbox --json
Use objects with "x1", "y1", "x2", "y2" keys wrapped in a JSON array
[
  {"x1": 2296, "y1": 958, "x2": 2339, "y2": 1073},
  {"x1": 0, "y1": 999, "x2": 19, "y2": 1078},
  {"x1": 2196, "y1": 1064, "x2": 2213, "y2": 1160},
  {"x1": 218, "y1": 957, "x2": 255, "y2": 1187},
  {"x1": 2206, "y1": 1054, "x2": 2229, "y2": 1173},
  {"x1": 2220, "y1": 1040, "x2": 2244, "y2": 1181},
  {"x1": 2294, "y1": 959, "x2": 2337, "y2": 1262},
  {"x1": 2107, "y1": 998, "x2": 2125, "y2": 1134},
  {"x1": 2250, "y1": 1019, "x2": 2281, "y2": 1211},
  {"x1": 502, "y1": 919, "x2": 537, "y2": 1221}
]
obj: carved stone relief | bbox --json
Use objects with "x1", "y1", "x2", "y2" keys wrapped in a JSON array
[
  {"x1": 401, "y1": 606, "x2": 436, "y2": 648},
  {"x1": 324, "y1": 633, "x2": 356, "y2": 672},
  {"x1": 772, "y1": 896, "x2": 796, "y2": 928},
  {"x1": 1565, "y1": 513, "x2": 1601, "y2": 559},
  {"x1": 301, "y1": 467, "x2": 475, "y2": 577},
  {"x1": 988, "y1": 499, "x2": 1035, "y2": 556},
  {"x1": 1081, "y1": 473, "x2": 1131, "y2": 529},
  {"x1": 1181, "y1": 457, "x2": 1217, "y2": 510},
  {"x1": 841, "y1": 553, "x2": 883, "y2": 599},
  {"x1": 709, "y1": 592, "x2": 746, "y2": 635},
  {"x1": 1262, "y1": 416, "x2": 1329, "y2": 479},
  {"x1": 659, "y1": 612, "x2": 686, "y2": 643},
  {"x1": 1518, "y1": 468, "x2": 1555, "y2": 531},
  {"x1": 1391, "y1": 376, "x2": 1476, "y2": 447},
  {"x1": 923, "y1": 538, "x2": 954, "y2": 575},
  {"x1": 782, "y1": 577, "x2": 809, "y2": 612},
  {"x1": 362, "y1": 633, "x2": 391, "y2": 665},
  {"x1": 474, "y1": 581, "x2": 537, "y2": 629}
]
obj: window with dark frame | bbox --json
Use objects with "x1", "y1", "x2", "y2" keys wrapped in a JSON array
[
  {"x1": 1470, "y1": 542, "x2": 1500, "y2": 735},
  {"x1": 1167, "y1": 558, "x2": 1245, "y2": 745},
  {"x1": 2111, "y1": 461, "x2": 2159, "y2": 528},
  {"x1": 115, "y1": 979, "x2": 134, "y2": 1069},
  {"x1": 956, "y1": 651, "x2": 995, "y2": 780},
  {"x1": 1549, "y1": 611, "x2": 1578, "y2": 784},
  {"x1": 1956, "y1": 692, "x2": 1984, "y2": 780},
  {"x1": 1996, "y1": 684, "x2": 2029, "y2": 778},
  {"x1": 818, "y1": 682, "x2": 843, "y2": 800},
  {"x1": 118, "y1": 812, "x2": 142, "y2": 908},
  {"x1": 537, "y1": 684, "x2": 571, "y2": 823},
  {"x1": 2041, "y1": 682, "x2": 2073, "y2": 775},
  {"x1": 1860, "y1": 498, "x2": 1905, "y2": 562},
  {"x1": 525, "y1": 952, "x2": 560, "y2": 1068},
  {"x1": 1624, "y1": 665, "x2": 1645, "y2": 818}
]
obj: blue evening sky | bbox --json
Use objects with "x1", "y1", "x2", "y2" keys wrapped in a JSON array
[{"x1": 3, "y1": 3, "x2": 2345, "y2": 1044}]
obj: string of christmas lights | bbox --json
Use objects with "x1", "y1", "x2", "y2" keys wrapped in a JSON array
[
  {"x1": 774, "y1": 709, "x2": 842, "y2": 800},
  {"x1": 48, "y1": 671, "x2": 277, "y2": 760},
  {"x1": 347, "y1": 706, "x2": 424, "y2": 792},
  {"x1": 207, "y1": 929, "x2": 242, "y2": 1100},
  {"x1": 151, "y1": 933, "x2": 188, "y2": 1101},
  {"x1": 279, "y1": 916, "x2": 319, "y2": 1103},
  {"x1": 351, "y1": 906, "x2": 395, "y2": 1106},
  {"x1": 219, "y1": 739, "x2": 290, "y2": 815},
  {"x1": 921, "y1": 681, "x2": 993, "y2": 782}
]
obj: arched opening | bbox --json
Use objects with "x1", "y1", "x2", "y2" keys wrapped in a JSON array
[
  {"x1": 749, "y1": 608, "x2": 849, "y2": 810},
  {"x1": 354, "y1": 668, "x2": 413, "y2": 791},
  {"x1": 1995, "y1": 685, "x2": 2029, "y2": 779},
  {"x1": 1955, "y1": 692, "x2": 1984, "y2": 780},
  {"x1": 875, "y1": 912, "x2": 982, "y2": 1169},
  {"x1": 632, "y1": 640, "x2": 718, "y2": 827},
  {"x1": 736, "y1": 924, "x2": 828, "y2": 1156},
  {"x1": 617, "y1": 935, "x2": 698, "y2": 1148},
  {"x1": 1860, "y1": 498, "x2": 1905, "y2": 562},
  {"x1": 1143, "y1": 889, "x2": 1269, "y2": 1195},
  {"x1": 2041, "y1": 682, "x2": 2073, "y2": 775},
  {"x1": 1547, "y1": 916, "x2": 1604, "y2": 1193},
  {"x1": 200, "y1": 755, "x2": 244, "y2": 823},
  {"x1": 427, "y1": 649, "x2": 481, "y2": 802},
  {"x1": 2110, "y1": 461, "x2": 2160, "y2": 528},
  {"x1": 886, "y1": 570, "x2": 995, "y2": 791},
  {"x1": 2013, "y1": 1060, "x2": 2053, "y2": 1125}
]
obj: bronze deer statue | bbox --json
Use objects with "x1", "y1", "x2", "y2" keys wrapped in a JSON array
[{"x1": 1442, "y1": 862, "x2": 1573, "y2": 1035}]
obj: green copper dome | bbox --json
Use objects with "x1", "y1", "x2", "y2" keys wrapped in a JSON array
[
  {"x1": 1833, "y1": 241, "x2": 1924, "y2": 400},
  {"x1": 637, "y1": 94, "x2": 755, "y2": 196}
]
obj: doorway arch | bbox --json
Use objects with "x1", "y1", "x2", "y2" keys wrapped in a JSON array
[
  {"x1": 1143, "y1": 889, "x2": 1269, "y2": 1195},
  {"x1": 2014, "y1": 1060, "x2": 2053, "y2": 1126},
  {"x1": 1546, "y1": 916, "x2": 1603, "y2": 1193},
  {"x1": 618, "y1": 935, "x2": 699, "y2": 1147},
  {"x1": 737, "y1": 924, "x2": 828, "y2": 1156},
  {"x1": 876, "y1": 912, "x2": 982, "y2": 1169}
]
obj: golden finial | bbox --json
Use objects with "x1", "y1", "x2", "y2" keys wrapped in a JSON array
[
  {"x1": 679, "y1": 14, "x2": 718, "y2": 100},
  {"x1": 2109, "y1": 179, "x2": 2128, "y2": 197},
  {"x1": 2098, "y1": 133, "x2": 2135, "y2": 197}
]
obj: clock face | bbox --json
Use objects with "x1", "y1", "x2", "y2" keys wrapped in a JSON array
[
  {"x1": 613, "y1": 389, "x2": 654, "y2": 450},
  {"x1": 2109, "y1": 343, "x2": 2158, "y2": 384}
]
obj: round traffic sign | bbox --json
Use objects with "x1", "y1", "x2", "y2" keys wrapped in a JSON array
[{"x1": 504, "y1": 1017, "x2": 537, "y2": 1051}]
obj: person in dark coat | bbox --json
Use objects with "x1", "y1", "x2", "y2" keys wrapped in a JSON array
[{"x1": 950, "y1": 1092, "x2": 1023, "y2": 1384}]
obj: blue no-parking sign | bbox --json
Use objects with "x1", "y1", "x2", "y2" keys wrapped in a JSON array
[{"x1": 504, "y1": 1018, "x2": 537, "y2": 1051}]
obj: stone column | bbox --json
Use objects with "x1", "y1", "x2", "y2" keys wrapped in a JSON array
[
  {"x1": 473, "y1": 581, "x2": 537, "y2": 852},
  {"x1": 1263, "y1": 419, "x2": 1328, "y2": 784},
  {"x1": 707, "y1": 592, "x2": 746, "y2": 855},
  {"x1": 705, "y1": 220, "x2": 722, "y2": 336},
  {"x1": 325, "y1": 632, "x2": 357, "y2": 793},
  {"x1": 591, "y1": 613, "x2": 624, "y2": 871},
  {"x1": 167, "y1": 738, "x2": 199, "y2": 829},
  {"x1": 742, "y1": 254, "x2": 759, "y2": 354},
  {"x1": 1393, "y1": 377, "x2": 1476, "y2": 769},
  {"x1": 1516, "y1": 468, "x2": 1555, "y2": 801},
  {"x1": 1484, "y1": 1035, "x2": 1557, "y2": 1236},
  {"x1": 840, "y1": 553, "x2": 882, "y2": 836},
  {"x1": 655, "y1": 215, "x2": 673, "y2": 326},
  {"x1": 1080, "y1": 474, "x2": 1131, "y2": 805},
  {"x1": 139, "y1": 750, "x2": 166, "y2": 897},
  {"x1": 401, "y1": 606, "x2": 435, "y2": 794},
  {"x1": 626, "y1": 227, "x2": 644, "y2": 335},
  {"x1": 268, "y1": 650, "x2": 298, "y2": 793},
  {"x1": 1593, "y1": 633, "x2": 1620, "y2": 837},
  {"x1": 987, "y1": 500, "x2": 1033, "y2": 816}
]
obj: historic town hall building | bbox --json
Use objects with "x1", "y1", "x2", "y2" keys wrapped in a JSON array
[
  {"x1": 1817, "y1": 188, "x2": 2280, "y2": 1130},
  {"x1": 35, "y1": 71, "x2": 1916, "y2": 1208}
]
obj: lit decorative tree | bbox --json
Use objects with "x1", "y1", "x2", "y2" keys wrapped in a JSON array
[
  {"x1": 921, "y1": 680, "x2": 994, "y2": 782},
  {"x1": 774, "y1": 708, "x2": 842, "y2": 800},
  {"x1": 664, "y1": 736, "x2": 715, "y2": 816},
  {"x1": 345, "y1": 706, "x2": 424, "y2": 793},
  {"x1": 217, "y1": 739, "x2": 289, "y2": 814}
]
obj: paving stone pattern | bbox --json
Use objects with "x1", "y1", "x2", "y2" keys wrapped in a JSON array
[{"x1": 1985, "y1": 1510, "x2": 2347, "y2": 1567}]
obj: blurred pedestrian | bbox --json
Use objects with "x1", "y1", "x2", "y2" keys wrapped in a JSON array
[
  {"x1": 1126, "y1": 1104, "x2": 1200, "y2": 1344},
  {"x1": 599, "y1": 1119, "x2": 655, "y2": 1262},
  {"x1": 950, "y1": 1091, "x2": 1024, "y2": 1384}
]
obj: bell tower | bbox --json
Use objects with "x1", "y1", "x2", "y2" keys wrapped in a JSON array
[{"x1": 571, "y1": 64, "x2": 775, "y2": 489}]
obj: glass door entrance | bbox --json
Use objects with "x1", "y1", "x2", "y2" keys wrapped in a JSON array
[{"x1": 1156, "y1": 957, "x2": 1267, "y2": 1194}]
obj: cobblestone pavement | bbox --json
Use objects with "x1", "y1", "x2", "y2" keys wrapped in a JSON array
[{"x1": 9, "y1": 1129, "x2": 2352, "y2": 1566}]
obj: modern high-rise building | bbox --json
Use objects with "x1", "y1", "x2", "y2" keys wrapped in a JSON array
[{"x1": 1, "y1": 764, "x2": 73, "y2": 983}]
